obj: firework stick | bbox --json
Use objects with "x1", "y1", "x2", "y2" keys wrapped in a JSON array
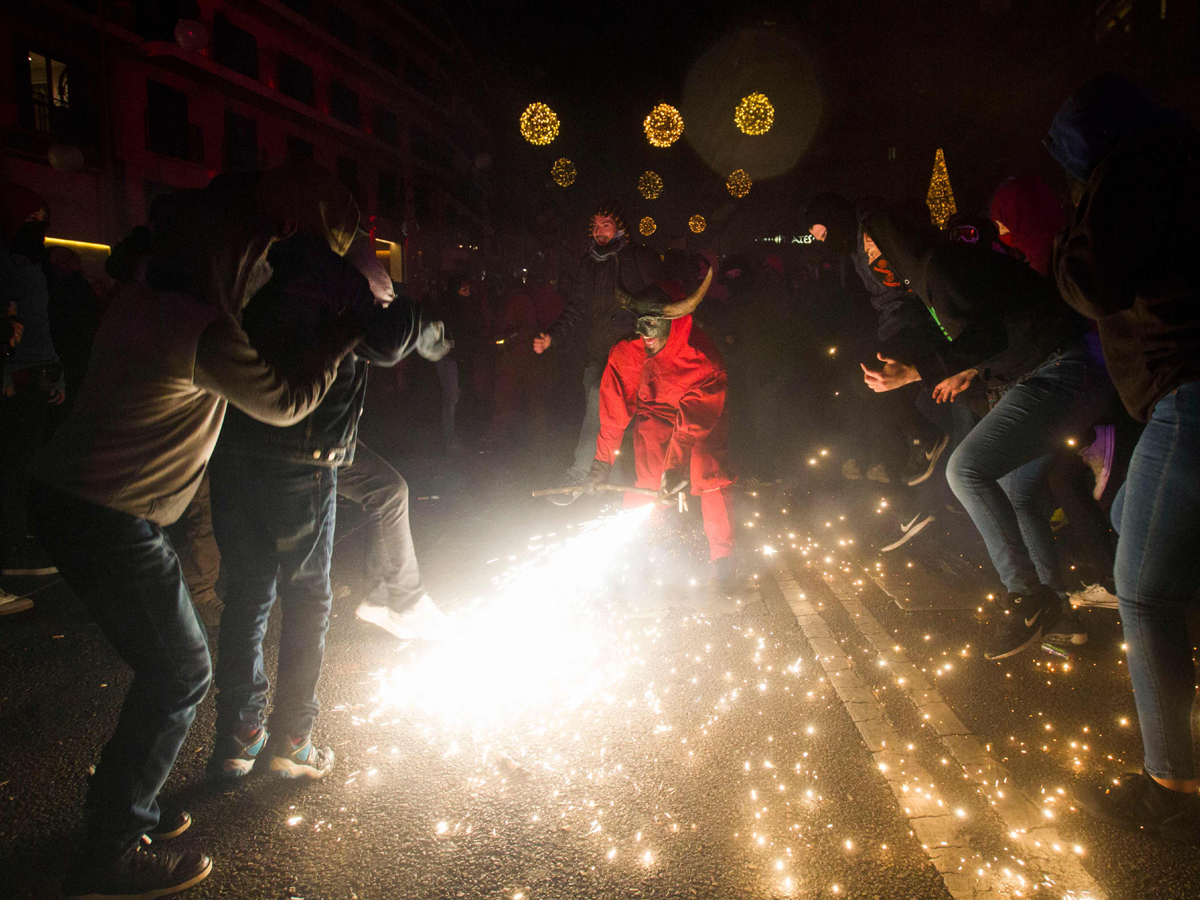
[{"x1": 531, "y1": 484, "x2": 662, "y2": 498}]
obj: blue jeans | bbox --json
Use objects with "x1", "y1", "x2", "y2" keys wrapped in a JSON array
[
  {"x1": 945, "y1": 342, "x2": 1113, "y2": 595},
  {"x1": 208, "y1": 454, "x2": 336, "y2": 741},
  {"x1": 570, "y1": 361, "x2": 605, "y2": 478},
  {"x1": 1111, "y1": 382, "x2": 1200, "y2": 781},
  {"x1": 27, "y1": 482, "x2": 212, "y2": 861}
]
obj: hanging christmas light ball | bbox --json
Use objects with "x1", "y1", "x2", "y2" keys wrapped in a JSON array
[
  {"x1": 638, "y1": 171, "x2": 663, "y2": 200},
  {"x1": 688, "y1": 214, "x2": 706, "y2": 234},
  {"x1": 551, "y1": 158, "x2": 576, "y2": 187},
  {"x1": 643, "y1": 103, "x2": 684, "y2": 147},
  {"x1": 734, "y1": 93, "x2": 775, "y2": 135},
  {"x1": 726, "y1": 169, "x2": 753, "y2": 198},
  {"x1": 520, "y1": 102, "x2": 559, "y2": 145},
  {"x1": 639, "y1": 216, "x2": 657, "y2": 236}
]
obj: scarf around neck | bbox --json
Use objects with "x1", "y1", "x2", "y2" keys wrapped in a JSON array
[{"x1": 589, "y1": 231, "x2": 627, "y2": 262}]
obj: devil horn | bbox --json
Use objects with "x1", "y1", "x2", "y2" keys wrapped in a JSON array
[{"x1": 660, "y1": 266, "x2": 713, "y2": 319}]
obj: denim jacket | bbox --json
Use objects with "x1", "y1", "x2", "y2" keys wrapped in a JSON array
[{"x1": 216, "y1": 241, "x2": 448, "y2": 467}]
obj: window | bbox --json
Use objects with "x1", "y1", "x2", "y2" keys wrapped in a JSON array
[
  {"x1": 413, "y1": 179, "x2": 431, "y2": 224},
  {"x1": 277, "y1": 53, "x2": 314, "y2": 105},
  {"x1": 286, "y1": 134, "x2": 313, "y2": 161},
  {"x1": 378, "y1": 172, "x2": 400, "y2": 216},
  {"x1": 27, "y1": 51, "x2": 70, "y2": 134},
  {"x1": 404, "y1": 60, "x2": 434, "y2": 97},
  {"x1": 329, "y1": 80, "x2": 359, "y2": 127},
  {"x1": 146, "y1": 79, "x2": 201, "y2": 162},
  {"x1": 224, "y1": 110, "x2": 260, "y2": 172},
  {"x1": 410, "y1": 125, "x2": 431, "y2": 161},
  {"x1": 369, "y1": 35, "x2": 396, "y2": 73},
  {"x1": 213, "y1": 14, "x2": 258, "y2": 80},
  {"x1": 336, "y1": 156, "x2": 360, "y2": 200},
  {"x1": 373, "y1": 106, "x2": 398, "y2": 144},
  {"x1": 327, "y1": 7, "x2": 358, "y2": 48}
]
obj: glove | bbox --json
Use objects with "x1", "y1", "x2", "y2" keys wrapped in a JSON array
[
  {"x1": 660, "y1": 467, "x2": 688, "y2": 497},
  {"x1": 585, "y1": 459, "x2": 611, "y2": 493}
]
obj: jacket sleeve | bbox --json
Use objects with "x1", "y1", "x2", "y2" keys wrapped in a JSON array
[
  {"x1": 547, "y1": 254, "x2": 590, "y2": 343},
  {"x1": 664, "y1": 367, "x2": 727, "y2": 472},
  {"x1": 194, "y1": 313, "x2": 345, "y2": 426},
  {"x1": 595, "y1": 344, "x2": 639, "y2": 465},
  {"x1": 356, "y1": 296, "x2": 451, "y2": 366},
  {"x1": 1054, "y1": 138, "x2": 1173, "y2": 320}
]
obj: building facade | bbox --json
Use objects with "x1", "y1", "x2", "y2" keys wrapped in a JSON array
[{"x1": 0, "y1": 0, "x2": 494, "y2": 281}]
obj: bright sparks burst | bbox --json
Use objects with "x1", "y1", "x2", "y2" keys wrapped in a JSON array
[
  {"x1": 644, "y1": 103, "x2": 684, "y2": 147},
  {"x1": 688, "y1": 214, "x2": 706, "y2": 233},
  {"x1": 370, "y1": 506, "x2": 653, "y2": 729},
  {"x1": 551, "y1": 157, "x2": 576, "y2": 187},
  {"x1": 727, "y1": 169, "x2": 753, "y2": 198},
  {"x1": 639, "y1": 171, "x2": 663, "y2": 199},
  {"x1": 734, "y1": 92, "x2": 774, "y2": 135},
  {"x1": 520, "y1": 102, "x2": 559, "y2": 145},
  {"x1": 640, "y1": 216, "x2": 657, "y2": 236}
]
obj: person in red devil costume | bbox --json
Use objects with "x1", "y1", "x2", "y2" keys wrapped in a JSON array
[{"x1": 582, "y1": 269, "x2": 741, "y2": 595}]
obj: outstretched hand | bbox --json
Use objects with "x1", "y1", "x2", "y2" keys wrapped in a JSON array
[
  {"x1": 861, "y1": 353, "x2": 920, "y2": 393},
  {"x1": 933, "y1": 368, "x2": 978, "y2": 404}
]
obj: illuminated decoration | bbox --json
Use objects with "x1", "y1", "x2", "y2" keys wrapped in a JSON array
[
  {"x1": 643, "y1": 103, "x2": 684, "y2": 147},
  {"x1": 639, "y1": 216, "x2": 657, "y2": 236},
  {"x1": 45, "y1": 237, "x2": 112, "y2": 253},
  {"x1": 551, "y1": 158, "x2": 576, "y2": 187},
  {"x1": 519, "y1": 102, "x2": 560, "y2": 145},
  {"x1": 638, "y1": 171, "x2": 663, "y2": 199},
  {"x1": 926, "y1": 147, "x2": 958, "y2": 230},
  {"x1": 734, "y1": 92, "x2": 774, "y2": 135},
  {"x1": 726, "y1": 169, "x2": 753, "y2": 198},
  {"x1": 688, "y1": 214, "x2": 706, "y2": 234}
]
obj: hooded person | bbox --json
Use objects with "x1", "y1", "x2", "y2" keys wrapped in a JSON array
[
  {"x1": 27, "y1": 161, "x2": 364, "y2": 900},
  {"x1": 988, "y1": 176, "x2": 1065, "y2": 276},
  {"x1": 533, "y1": 199, "x2": 666, "y2": 494},
  {"x1": 584, "y1": 270, "x2": 741, "y2": 599},
  {"x1": 858, "y1": 201, "x2": 1114, "y2": 661},
  {"x1": 206, "y1": 229, "x2": 451, "y2": 786},
  {"x1": 1, "y1": 184, "x2": 64, "y2": 577},
  {"x1": 1048, "y1": 74, "x2": 1200, "y2": 837}
]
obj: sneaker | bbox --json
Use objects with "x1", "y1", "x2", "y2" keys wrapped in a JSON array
[
  {"x1": 906, "y1": 433, "x2": 950, "y2": 486},
  {"x1": 268, "y1": 735, "x2": 334, "y2": 780},
  {"x1": 1, "y1": 538, "x2": 57, "y2": 576},
  {"x1": 866, "y1": 463, "x2": 890, "y2": 483},
  {"x1": 984, "y1": 587, "x2": 1059, "y2": 660},
  {"x1": 206, "y1": 727, "x2": 269, "y2": 782},
  {"x1": 548, "y1": 470, "x2": 586, "y2": 506},
  {"x1": 1079, "y1": 424, "x2": 1116, "y2": 501},
  {"x1": 1043, "y1": 606, "x2": 1088, "y2": 645},
  {"x1": 841, "y1": 459, "x2": 861, "y2": 480},
  {"x1": 356, "y1": 594, "x2": 451, "y2": 640},
  {"x1": 1068, "y1": 582, "x2": 1119, "y2": 610},
  {"x1": 880, "y1": 512, "x2": 935, "y2": 552},
  {"x1": 1049, "y1": 508, "x2": 1069, "y2": 532},
  {"x1": 147, "y1": 805, "x2": 191, "y2": 841},
  {"x1": 0, "y1": 587, "x2": 34, "y2": 615},
  {"x1": 63, "y1": 837, "x2": 212, "y2": 899},
  {"x1": 1074, "y1": 770, "x2": 1200, "y2": 843}
]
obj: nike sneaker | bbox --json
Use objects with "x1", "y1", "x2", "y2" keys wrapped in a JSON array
[{"x1": 984, "y1": 586, "x2": 1060, "y2": 660}]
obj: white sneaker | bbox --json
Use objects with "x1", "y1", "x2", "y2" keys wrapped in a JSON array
[
  {"x1": 1068, "y1": 583, "x2": 1119, "y2": 610},
  {"x1": 356, "y1": 594, "x2": 452, "y2": 640},
  {"x1": 0, "y1": 588, "x2": 33, "y2": 615},
  {"x1": 880, "y1": 513, "x2": 934, "y2": 552}
]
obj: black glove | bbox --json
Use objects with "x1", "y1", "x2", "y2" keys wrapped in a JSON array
[
  {"x1": 660, "y1": 467, "x2": 688, "y2": 496},
  {"x1": 585, "y1": 458, "x2": 611, "y2": 492}
]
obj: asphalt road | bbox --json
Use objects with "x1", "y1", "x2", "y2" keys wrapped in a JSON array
[{"x1": 2, "y1": 440, "x2": 1198, "y2": 900}]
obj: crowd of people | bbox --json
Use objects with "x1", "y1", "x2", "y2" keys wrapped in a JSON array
[{"x1": 0, "y1": 71, "x2": 1197, "y2": 897}]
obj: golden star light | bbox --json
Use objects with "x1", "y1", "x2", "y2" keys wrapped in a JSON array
[
  {"x1": 726, "y1": 169, "x2": 753, "y2": 198},
  {"x1": 688, "y1": 215, "x2": 706, "y2": 234},
  {"x1": 643, "y1": 103, "x2": 684, "y2": 148},
  {"x1": 639, "y1": 216, "x2": 657, "y2": 236},
  {"x1": 734, "y1": 93, "x2": 774, "y2": 136},
  {"x1": 638, "y1": 171, "x2": 663, "y2": 199},
  {"x1": 551, "y1": 158, "x2": 576, "y2": 187},
  {"x1": 520, "y1": 102, "x2": 560, "y2": 145}
]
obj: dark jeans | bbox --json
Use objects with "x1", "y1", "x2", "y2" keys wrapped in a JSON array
[
  {"x1": 1, "y1": 382, "x2": 61, "y2": 548},
  {"x1": 1111, "y1": 382, "x2": 1200, "y2": 781},
  {"x1": 945, "y1": 342, "x2": 1114, "y2": 595},
  {"x1": 27, "y1": 482, "x2": 211, "y2": 860},
  {"x1": 164, "y1": 471, "x2": 220, "y2": 606},
  {"x1": 208, "y1": 454, "x2": 335, "y2": 741},
  {"x1": 336, "y1": 440, "x2": 425, "y2": 612},
  {"x1": 570, "y1": 361, "x2": 605, "y2": 478}
]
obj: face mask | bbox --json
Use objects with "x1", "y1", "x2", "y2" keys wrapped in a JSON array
[
  {"x1": 11, "y1": 220, "x2": 48, "y2": 262},
  {"x1": 636, "y1": 316, "x2": 670, "y2": 355}
]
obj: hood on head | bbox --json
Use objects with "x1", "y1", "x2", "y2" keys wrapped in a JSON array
[
  {"x1": 988, "y1": 175, "x2": 1064, "y2": 275},
  {"x1": 345, "y1": 232, "x2": 395, "y2": 305},
  {"x1": 1045, "y1": 73, "x2": 1182, "y2": 181},
  {"x1": 860, "y1": 207, "x2": 939, "y2": 298},
  {"x1": 1, "y1": 183, "x2": 48, "y2": 243}
]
